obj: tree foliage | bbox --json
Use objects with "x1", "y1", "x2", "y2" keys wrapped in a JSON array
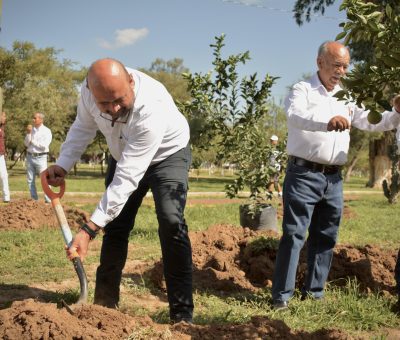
[
  {"x1": 0, "y1": 41, "x2": 86, "y2": 157},
  {"x1": 181, "y1": 35, "x2": 281, "y2": 211},
  {"x1": 293, "y1": 0, "x2": 336, "y2": 25},
  {"x1": 335, "y1": 0, "x2": 400, "y2": 116}
]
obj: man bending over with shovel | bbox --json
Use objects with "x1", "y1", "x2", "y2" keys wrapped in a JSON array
[{"x1": 46, "y1": 58, "x2": 193, "y2": 324}]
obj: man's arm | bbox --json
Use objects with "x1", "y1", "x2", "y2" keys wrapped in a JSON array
[
  {"x1": 351, "y1": 94, "x2": 400, "y2": 132},
  {"x1": 91, "y1": 111, "x2": 166, "y2": 228},
  {"x1": 286, "y1": 83, "x2": 330, "y2": 132}
]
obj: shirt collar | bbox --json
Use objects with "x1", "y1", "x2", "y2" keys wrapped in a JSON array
[{"x1": 310, "y1": 72, "x2": 342, "y2": 95}]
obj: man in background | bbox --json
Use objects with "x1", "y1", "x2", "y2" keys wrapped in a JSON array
[
  {"x1": 24, "y1": 112, "x2": 52, "y2": 203},
  {"x1": 272, "y1": 41, "x2": 400, "y2": 310},
  {"x1": 266, "y1": 134, "x2": 283, "y2": 198},
  {"x1": 0, "y1": 112, "x2": 10, "y2": 203}
]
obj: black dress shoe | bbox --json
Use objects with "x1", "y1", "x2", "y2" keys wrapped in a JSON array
[
  {"x1": 273, "y1": 300, "x2": 289, "y2": 310},
  {"x1": 301, "y1": 293, "x2": 324, "y2": 301}
]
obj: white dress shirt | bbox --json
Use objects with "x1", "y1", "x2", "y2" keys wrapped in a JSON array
[
  {"x1": 56, "y1": 69, "x2": 190, "y2": 227},
  {"x1": 24, "y1": 124, "x2": 52, "y2": 153},
  {"x1": 285, "y1": 73, "x2": 400, "y2": 165}
]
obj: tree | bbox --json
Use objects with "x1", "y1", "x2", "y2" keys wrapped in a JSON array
[
  {"x1": 0, "y1": 41, "x2": 86, "y2": 159},
  {"x1": 293, "y1": 0, "x2": 336, "y2": 25},
  {"x1": 334, "y1": 0, "x2": 400, "y2": 191},
  {"x1": 182, "y1": 34, "x2": 280, "y2": 215},
  {"x1": 294, "y1": 0, "x2": 400, "y2": 189}
]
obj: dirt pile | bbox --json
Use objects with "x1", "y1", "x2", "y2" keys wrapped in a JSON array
[
  {"x1": 0, "y1": 299, "x2": 356, "y2": 340},
  {"x1": 173, "y1": 316, "x2": 353, "y2": 339},
  {"x1": 0, "y1": 299, "x2": 180, "y2": 340},
  {"x1": 150, "y1": 224, "x2": 397, "y2": 295},
  {"x1": 0, "y1": 199, "x2": 88, "y2": 231}
]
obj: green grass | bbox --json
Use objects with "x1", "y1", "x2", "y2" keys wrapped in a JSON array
[
  {"x1": 6, "y1": 161, "x2": 379, "y2": 194},
  {"x1": 340, "y1": 194, "x2": 400, "y2": 247}
]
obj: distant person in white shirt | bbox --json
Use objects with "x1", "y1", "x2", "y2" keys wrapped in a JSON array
[
  {"x1": 46, "y1": 58, "x2": 193, "y2": 323},
  {"x1": 266, "y1": 135, "x2": 283, "y2": 198},
  {"x1": 24, "y1": 112, "x2": 52, "y2": 203},
  {"x1": 0, "y1": 111, "x2": 10, "y2": 203},
  {"x1": 272, "y1": 41, "x2": 400, "y2": 310}
]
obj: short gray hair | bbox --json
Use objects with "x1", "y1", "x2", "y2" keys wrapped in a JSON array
[
  {"x1": 35, "y1": 112, "x2": 45, "y2": 120},
  {"x1": 318, "y1": 41, "x2": 332, "y2": 57}
]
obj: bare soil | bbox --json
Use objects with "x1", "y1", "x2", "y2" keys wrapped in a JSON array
[{"x1": 0, "y1": 198, "x2": 398, "y2": 339}]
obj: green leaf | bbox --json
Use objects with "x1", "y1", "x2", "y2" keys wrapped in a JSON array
[
  {"x1": 335, "y1": 31, "x2": 347, "y2": 41},
  {"x1": 382, "y1": 56, "x2": 400, "y2": 68},
  {"x1": 386, "y1": 4, "x2": 393, "y2": 19}
]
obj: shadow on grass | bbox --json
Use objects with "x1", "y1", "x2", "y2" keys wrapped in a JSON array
[{"x1": 0, "y1": 283, "x2": 80, "y2": 310}]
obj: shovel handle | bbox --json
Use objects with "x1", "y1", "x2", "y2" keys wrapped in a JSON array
[
  {"x1": 40, "y1": 170, "x2": 65, "y2": 201},
  {"x1": 40, "y1": 170, "x2": 89, "y2": 304}
]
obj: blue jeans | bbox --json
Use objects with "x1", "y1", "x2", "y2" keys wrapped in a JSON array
[
  {"x1": 94, "y1": 145, "x2": 193, "y2": 321},
  {"x1": 26, "y1": 153, "x2": 50, "y2": 202},
  {"x1": 272, "y1": 161, "x2": 343, "y2": 302}
]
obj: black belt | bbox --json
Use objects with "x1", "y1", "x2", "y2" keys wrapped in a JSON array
[
  {"x1": 28, "y1": 152, "x2": 48, "y2": 157},
  {"x1": 290, "y1": 156, "x2": 341, "y2": 175}
]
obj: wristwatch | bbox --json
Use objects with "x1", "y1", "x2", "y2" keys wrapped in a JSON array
[{"x1": 79, "y1": 223, "x2": 99, "y2": 240}]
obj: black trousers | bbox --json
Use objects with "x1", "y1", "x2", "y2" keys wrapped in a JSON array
[{"x1": 94, "y1": 145, "x2": 193, "y2": 321}]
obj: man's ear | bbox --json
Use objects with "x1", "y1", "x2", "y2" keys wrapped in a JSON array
[{"x1": 317, "y1": 56, "x2": 323, "y2": 68}]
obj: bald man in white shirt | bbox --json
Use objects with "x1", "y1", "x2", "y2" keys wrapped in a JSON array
[
  {"x1": 46, "y1": 58, "x2": 193, "y2": 323},
  {"x1": 272, "y1": 41, "x2": 400, "y2": 310}
]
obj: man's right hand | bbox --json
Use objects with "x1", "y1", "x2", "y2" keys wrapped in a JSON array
[
  {"x1": 46, "y1": 165, "x2": 67, "y2": 187},
  {"x1": 26, "y1": 124, "x2": 32, "y2": 134},
  {"x1": 327, "y1": 115, "x2": 350, "y2": 132}
]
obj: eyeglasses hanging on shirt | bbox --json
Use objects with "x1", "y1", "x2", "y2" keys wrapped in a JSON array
[
  {"x1": 100, "y1": 109, "x2": 132, "y2": 127},
  {"x1": 99, "y1": 105, "x2": 145, "y2": 127}
]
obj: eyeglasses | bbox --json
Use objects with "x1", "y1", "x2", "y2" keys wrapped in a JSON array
[{"x1": 100, "y1": 109, "x2": 131, "y2": 127}]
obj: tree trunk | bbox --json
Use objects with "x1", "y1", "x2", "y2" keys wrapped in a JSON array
[
  {"x1": 366, "y1": 131, "x2": 394, "y2": 188},
  {"x1": 344, "y1": 142, "x2": 365, "y2": 182}
]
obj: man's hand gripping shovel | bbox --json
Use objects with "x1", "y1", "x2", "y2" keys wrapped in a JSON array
[{"x1": 41, "y1": 171, "x2": 88, "y2": 313}]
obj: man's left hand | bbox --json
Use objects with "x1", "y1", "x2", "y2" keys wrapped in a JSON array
[{"x1": 327, "y1": 115, "x2": 350, "y2": 132}]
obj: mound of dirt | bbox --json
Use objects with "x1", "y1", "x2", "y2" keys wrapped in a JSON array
[
  {"x1": 0, "y1": 299, "x2": 180, "y2": 340},
  {"x1": 0, "y1": 299, "x2": 355, "y2": 340},
  {"x1": 0, "y1": 199, "x2": 88, "y2": 231},
  {"x1": 150, "y1": 224, "x2": 397, "y2": 295},
  {"x1": 173, "y1": 316, "x2": 353, "y2": 339}
]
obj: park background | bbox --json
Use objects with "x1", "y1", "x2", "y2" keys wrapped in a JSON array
[{"x1": 0, "y1": 0, "x2": 400, "y2": 339}]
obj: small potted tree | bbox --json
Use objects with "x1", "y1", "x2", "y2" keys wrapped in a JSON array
[{"x1": 180, "y1": 34, "x2": 284, "y2": 230}]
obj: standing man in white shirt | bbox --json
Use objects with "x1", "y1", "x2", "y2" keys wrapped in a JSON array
[
  {"x1": 272, "y1": 41, "x2": 400, "y2": 310},
  {"x1": 0, "y1": 112, "x2": 10, "y2": 203},
  {"x1": 266, "y1": 135, "x2": 283, "y2": 198},
  {"x1": 46, "y1": 58, "x2": 193, "y2": 323},
  {"x1": 24, "y1": 112, "x2": 52, "y2": 203}
]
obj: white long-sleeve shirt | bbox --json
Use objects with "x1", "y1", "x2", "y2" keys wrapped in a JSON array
[
  {"x1": 24, "y1": 124, "x2": 52, "y2": 153},
  {"x1": 56, "y1": 69, "x2": 190, "y2": 227},
  {"x1": 285, "y1": 73, "x2": 400, "y2": 165}
]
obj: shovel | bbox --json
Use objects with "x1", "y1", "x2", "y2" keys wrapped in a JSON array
[{"x1": 40, "y1": 171, "x2": 88, "y2": 309}]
